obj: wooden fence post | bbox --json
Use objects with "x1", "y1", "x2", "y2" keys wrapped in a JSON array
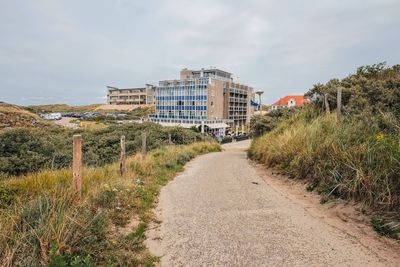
[
  {"x1": 73, "y1": 134, "x2": 82, "y2": 199},
  {"x1": 324, "y1": 93, "x2": 330, "y2": 114},
  {"x1": 142, "y1": 132, "x2": 147, "y2": 155},
  {"x1": 337, "y1": 87, "x2": 342, "y2": 118},
  {"x1": 168, "y1": 133, "x2": 172, "y2": 145},
  {"x1": 120, "y1": 135, "x2": 126, "y2": 176}
]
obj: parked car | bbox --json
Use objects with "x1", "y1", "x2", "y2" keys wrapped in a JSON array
[
  {"x1": 41, "y1": 112, "x2": 62, "y2": 120},
  {"x1": 235, "y1": 134, "x2": 250, "y2": 141},
  {"x1": 220, "y1": 136, "x2": 233, "y2": 144}
]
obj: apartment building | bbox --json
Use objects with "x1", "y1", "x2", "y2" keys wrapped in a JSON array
[
  {"x1": 149, "y1": 68, "x2": 255, "y2": 135},
  {"x1": 107, "y1": 84, "x2": 156, "y2": 105}
]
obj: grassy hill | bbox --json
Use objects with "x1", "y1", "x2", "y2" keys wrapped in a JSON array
[
  {"x1": 249, "y1": 63, "x2": 400, "y2": 239},
  {"x1": 0, "y1": 102, "x2": 48, "y2": 129}
]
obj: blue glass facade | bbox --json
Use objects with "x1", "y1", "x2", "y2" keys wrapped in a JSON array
[{"x1": 154, "y1": 77, "x2": 209, "y2": 120}]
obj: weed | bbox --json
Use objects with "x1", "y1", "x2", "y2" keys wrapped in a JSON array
[
  {"x1": 371, "y1": 218, "x2": 400, "y2": 240},
  {"x1": 320, "y1": 198, "x2": 329, "y2": 205},
  {"x1": 306, "y1": 184, "x2": 317, "y2": 192},
  {"x1": 126, "y1": 223, "x2": 148, "y2": 252},
  {"x1": 0, "y1": 185, "x2": 20, "y2": 207}
]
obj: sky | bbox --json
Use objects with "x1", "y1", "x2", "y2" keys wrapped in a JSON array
[{"x1": 0, "y1": 0, "x2": 399, "y2": 106}]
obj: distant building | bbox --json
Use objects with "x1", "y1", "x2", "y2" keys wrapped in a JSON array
[
  {"x1": 149, "y1": 68, "x2": 256, "y2": 136},
  {"x1": 271, "y1": 95, "x2": 310, "y2": 110},
  {"x1": 107, "y1": 84, "x2": 156, "y2": 106}
]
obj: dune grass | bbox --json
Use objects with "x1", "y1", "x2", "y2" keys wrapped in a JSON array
[
  {"x1": 0, "y1": 142, "x2": 221, "y2": 266},
  {"x1": 249, "y1": 112, "x2": 400, "y2": 239},
  {"x1": 249, "y1": 112, "x2": 400, "y2": 212}
]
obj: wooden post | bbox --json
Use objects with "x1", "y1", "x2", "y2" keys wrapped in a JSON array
[
  {"x1": 324, "y1": 93, "x2": 330, "y2": 114},
  {"x1": 120, "y1": 135, "x2": 126, "y2": 176},
  {"x1": 73, "y1": 135, "x2": 82, "y2": 199},
  {"x1": 168, "y1": 133, "x2": 172, "y2": 145},
  {"x1": 337, "y1": 87, "x2": 342, "y2": 118},
  {"x1": 142, "y1": 132, "x2": 147, "y2": 155}
]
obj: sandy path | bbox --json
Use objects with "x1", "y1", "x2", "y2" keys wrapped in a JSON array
[
  {"x1": 147, "y1": 140, "x2": 400, "y2": 266},
  {"x1": 53, "y1": 117, "x2": 79, "y2": 128}
]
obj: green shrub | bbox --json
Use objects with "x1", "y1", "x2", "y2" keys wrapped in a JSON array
[
  {"x1": 305, "y1": 63, "x2": 400, "y2": 119},
  {"x1": 249, "y1": 107, "x2": 306, "y2": 137},
  {"x1": 0, "y1": 122, "x2": 204, "y2": 178}
]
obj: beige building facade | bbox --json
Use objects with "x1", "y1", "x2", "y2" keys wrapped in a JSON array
[{"x1": 107, "y1": 84, "x2": 156, "y2": 106}]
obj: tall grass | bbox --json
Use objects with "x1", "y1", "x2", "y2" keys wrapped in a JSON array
[
  {"x1": 249, "y1": 112, "x2": 400, "y2": 211},
  {"x1": 0, "y1": 142, "x2": 221, "y2": 266}
]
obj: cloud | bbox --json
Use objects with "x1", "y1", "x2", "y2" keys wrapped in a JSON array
[{"x1": 0, "y1": 0, "x2": 399, "y2": 105}]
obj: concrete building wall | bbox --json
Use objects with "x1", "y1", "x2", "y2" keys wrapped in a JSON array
[
  {"x1": 207, "y1": 79, "x2": 224, "y2": 120},
  {"x1": 180, "y1": 69, "x2": 194, "y2": 79},
  {"x1": 224, "y1": 82, "x2": 253, "y2": 127}
]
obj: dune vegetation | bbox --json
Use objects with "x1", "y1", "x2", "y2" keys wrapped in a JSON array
[
  {"x1": 0, "y1": 141, "x2": 221, "y2": 266},
  {"x1": 0, "y1": 102, "x2": 49, "y2": 129},
  {"x1": 249, "y1": 63, "x2": 400, "y2": 239}
]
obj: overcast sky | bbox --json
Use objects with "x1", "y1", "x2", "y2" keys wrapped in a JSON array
[{"x1": 1, "y1": 0, "x2": 399, "y2": 106}]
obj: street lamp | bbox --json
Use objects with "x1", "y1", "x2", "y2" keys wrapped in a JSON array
[{"x1": 255, "y1": 91, "x2": 264, "y2": 111}]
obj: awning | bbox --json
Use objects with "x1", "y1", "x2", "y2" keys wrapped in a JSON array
[
  {"x1": 156, "y1": 122, "x2": 199, "y2": 128},
  {"x1": 205, "y1": 123, "x2": 230, "y2": 129}
]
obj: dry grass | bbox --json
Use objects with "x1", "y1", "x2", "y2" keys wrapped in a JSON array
[
  {"x1": 249, "y1": 112, "x2": 400, "y2": 239},
  {"x1": 0, "y1": 142, "x2": 221, "y2": 266},
  {"x1": 249, "y1": 113, "x2": 400, "y2": 211},
  {"x1": 78, "y1": 121, "x2": 108, "y2": 130},
  {"x1": 0, "y1": 103, "x2": 48, "y2": 129},
  {"x1": 0, "y1": 103, "x2": 38, "y2": 117}
]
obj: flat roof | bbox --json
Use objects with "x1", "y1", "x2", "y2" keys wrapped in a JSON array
[
  {"x1": 107, "y1": 86, "x2": 145, "y2": 91},
  {"x1": 192, "y1": 68, "x2": 232, "y2": 75}
]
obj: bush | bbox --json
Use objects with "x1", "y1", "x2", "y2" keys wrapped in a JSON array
[
  {"x1": 305, "y1": 63, "x2": 400, "y2": 120},
  {"x1": 0, "y1": 122, "x2": 204, "y2": 177},
  {"x1": 249, "y1": 108, "x2": 303, "y2": 137}
]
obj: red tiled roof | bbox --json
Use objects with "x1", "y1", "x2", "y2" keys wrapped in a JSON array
[{"x1": 271, "y1": 95, "x2": 310, "y2": 106}]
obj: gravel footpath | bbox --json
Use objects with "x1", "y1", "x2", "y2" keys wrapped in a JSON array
[{"x1": 146, "y1": 140, "x2": 398, "y2": 267}]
